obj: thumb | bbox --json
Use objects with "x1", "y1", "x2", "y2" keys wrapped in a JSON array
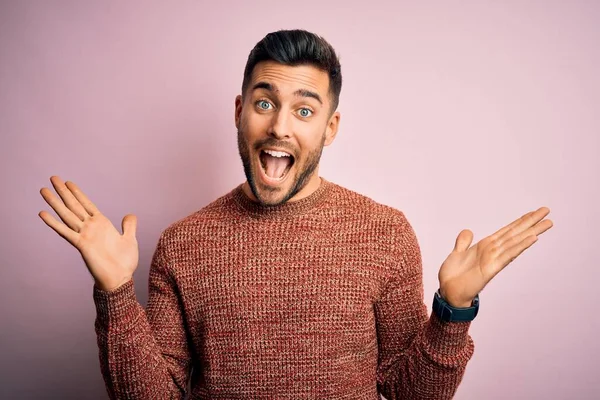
[
  {"x1": 453, "y1": 229, "x2": 473, "y2": 252},
  {"x1": 121, "y1": 214, "x2": 137, "y2": 238}
]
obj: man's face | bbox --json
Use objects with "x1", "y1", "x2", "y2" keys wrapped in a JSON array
[{"x1": 235, "y1": 61, "x2": 340, "y2": 206}]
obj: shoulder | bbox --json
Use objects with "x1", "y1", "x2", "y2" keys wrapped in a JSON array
[
  {"x1": 327, "y1": 181, "x2": 420, "y2": 258},
  {"x1": 327, "y1": 181, "x2": 421, "y2": 274},
  {"x1": 327, "y1": 180, "x2": 411, "y2": 228},
  {"x1": 157, "y1": 187, "x2": 239, "y2": 245}
]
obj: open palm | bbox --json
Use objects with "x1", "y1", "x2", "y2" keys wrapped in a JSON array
[
  {"x1": 438, "y1": 207, "x2": 553, "y2": 307},
  {"x1": 38, "y1": 176, "x2": 138, "y2": 291}
]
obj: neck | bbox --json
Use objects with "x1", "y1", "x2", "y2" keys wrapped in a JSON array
[{"x1": 233, "y1": 175, "x2": 331, "y2": 220}]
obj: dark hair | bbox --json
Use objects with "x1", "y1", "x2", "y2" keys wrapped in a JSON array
[{"x1": 241, "y1": 29, "x2": 342, "y2": 113}]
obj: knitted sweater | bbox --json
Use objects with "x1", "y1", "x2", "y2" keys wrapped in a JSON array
[{"x1": 93, "y1": 177, "x2": 474, "y2": 399}]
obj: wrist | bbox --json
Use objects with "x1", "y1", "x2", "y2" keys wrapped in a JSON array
[
  {"x1": 439, "y1": 288, "x2": 475, "y2": 308},
  {"x1": 433, "y1": 289, "x2": 480, "y2": 322},
  {"x1": 95, "y1": 275, "x2": 133, "y2": 292}
]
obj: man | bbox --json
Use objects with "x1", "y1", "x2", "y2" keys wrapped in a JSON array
[{"x1": 38, "y1": 29, "x2": 553, "y2": 399}]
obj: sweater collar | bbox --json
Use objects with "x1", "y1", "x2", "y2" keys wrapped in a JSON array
[{"x1": 232, "y1": 177, "x2": 332, "y2": 219}]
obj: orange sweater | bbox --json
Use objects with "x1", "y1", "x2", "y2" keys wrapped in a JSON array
[{"x1": 93, "y1": 177, "x2": 474, "y2": 399}]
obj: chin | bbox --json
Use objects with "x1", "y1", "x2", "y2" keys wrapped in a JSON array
[
  {"x1": 247, "y1": 148, "x2": 298, "y2": 205},
  {"x1": 250, "y1": 170, "x2": 296, "y2": 206},
  {"x1": 237, "y1": 130, "x2": 323, "y2": 206}
]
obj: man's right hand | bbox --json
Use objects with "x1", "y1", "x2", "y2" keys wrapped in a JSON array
[{"x1": 39, "y1": 176, "x2": 139, "y2": 292}]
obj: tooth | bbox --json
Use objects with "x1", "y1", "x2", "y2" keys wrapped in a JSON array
[{"x1": 265, "y1": 150, "x2": 290, "y2": 158}]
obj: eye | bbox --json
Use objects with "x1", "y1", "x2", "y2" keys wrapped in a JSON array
[
  {"x1": 298, "y1": 108, "x2": 313, "y2": 118},
  {"x1": 256, "y1": 100, "x2": 272, "y2": 110}
]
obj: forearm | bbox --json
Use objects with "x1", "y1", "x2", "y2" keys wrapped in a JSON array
[
  {"x1": 94, "y1": 279, "x2": 189, "y2": 399},
  {"x1": 378, "y1": 312, "x2": 474, "y2": 400},
  {"x1": 376, "y1": 210, "x2": 475, "y2": 399}
]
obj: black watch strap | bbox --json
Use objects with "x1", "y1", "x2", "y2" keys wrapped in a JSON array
[{"x1": 432, "y1": 290, "x2": 479, "y2": 322}]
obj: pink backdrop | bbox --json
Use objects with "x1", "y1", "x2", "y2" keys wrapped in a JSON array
[{"x1": 1, "y1": 1, "x2": 598, "y2": 398}]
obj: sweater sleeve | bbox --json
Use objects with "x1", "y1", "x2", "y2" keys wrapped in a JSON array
[
  {"x1": 93, "y1": 232, "x2": 193, "y2": 399},
  {"x1": 375, "y1": 211, "x2": 475, "y2": 400}
]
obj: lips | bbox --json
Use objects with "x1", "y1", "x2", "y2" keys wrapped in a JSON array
[{"x1": 258, "y1": 148, "x2": 295, "y2": 182}]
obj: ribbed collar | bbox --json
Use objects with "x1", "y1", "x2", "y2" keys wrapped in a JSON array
[{"x1": 232, "y1": 177, "x2": 332, "y2": 219}]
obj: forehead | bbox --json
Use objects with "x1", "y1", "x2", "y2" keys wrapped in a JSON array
[{"x1": 250, "y1": 61, "x2": 330, "y2": 100}]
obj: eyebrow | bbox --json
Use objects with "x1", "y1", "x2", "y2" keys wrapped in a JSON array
[{"x1": 251, "y1": 81, "x2": 323, "y2": 105}]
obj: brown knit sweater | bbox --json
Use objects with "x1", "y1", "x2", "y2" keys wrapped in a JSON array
[{"x1": 93, "y1": 177, "x2": 474, "y2": 399}]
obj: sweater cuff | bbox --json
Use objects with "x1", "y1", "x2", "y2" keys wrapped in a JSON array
[
  {"x1": 423, "y1": 311, "x2": 473, "y2": 361},
  {"x1": 93, "y1": 278, "x2": 141, "y2": 330}
]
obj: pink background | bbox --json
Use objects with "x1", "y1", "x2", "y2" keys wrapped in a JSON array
[{"x1": 1, "y1": 1, "x2": 598, "y2": 398}]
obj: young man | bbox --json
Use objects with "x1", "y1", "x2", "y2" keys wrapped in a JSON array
[{"x1": 39, "y1": 29, "x2": 553, "y2": 399}]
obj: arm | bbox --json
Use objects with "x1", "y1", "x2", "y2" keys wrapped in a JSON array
[
  {"x1": 93, "y1": 232, "x2": 193, "y2": 399},
  {"x1": 375, "y1": 211, "x2": 474, "y2": 400},
  {"x1": 38, "y1": 176, "x2": 193, "y2": 398}
]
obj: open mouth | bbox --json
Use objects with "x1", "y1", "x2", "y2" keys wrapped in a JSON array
[{"x1": 258, "y1": 149, "x2": 295, "y2": 182}]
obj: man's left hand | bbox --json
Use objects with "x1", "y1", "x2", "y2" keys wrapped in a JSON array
[{"x1": 438, "y1": 207, "x2": 554, "y2": 308}]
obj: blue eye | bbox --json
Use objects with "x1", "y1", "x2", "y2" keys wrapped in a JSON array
[
  {"x1": 257, "y1": 100, "x2": 272, "y2": 110},
  {"x1": 298, "y1": 108, "x2": 312, "y2": 118}
]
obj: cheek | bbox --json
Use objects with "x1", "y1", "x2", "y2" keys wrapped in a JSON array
[
  {"x1": 295, "y1": 123, "x2": 326, "y2": 149},
  {"x1": 244, "y1": 111, "x2": 270, "y2": 133}
]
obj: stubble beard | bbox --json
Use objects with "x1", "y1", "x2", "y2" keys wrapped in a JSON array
[{"x1": 237, "y1": 128, "x2": 326, "y2": 206}]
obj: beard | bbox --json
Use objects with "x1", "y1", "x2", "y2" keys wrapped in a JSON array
[{"x1": 237, "y1": 128, "x2": 326, "y2": 206}]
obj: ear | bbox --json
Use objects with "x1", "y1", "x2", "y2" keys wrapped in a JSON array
[
  {"x1": 234, "y1": 95, "x2": 243, "y2": 129},
  {"x1": 323, "y1": 111, "x2": 341, "y2": 146}
]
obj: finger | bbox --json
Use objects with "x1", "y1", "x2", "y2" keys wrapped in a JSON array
[
  {"x1": 489, "y1": 207, "x2": 550, "y2": 244},
  {"x1": 503, "y1": 206, "x2": 550, "y2": 239},
  {"x1": 453, "y1": 229, "x2": 473, "y2": 252},
  {"x1": 38, "y1": 210, "x2": 79, "y2": 246},
  {"x1": 490, "y1": 235, "x2": 538, "y2": 276},
  {"x1": 497, "y1": 207, "x2": 551, "y2": 247},
  {"x1": 122, "y1": 214, "x2": 137, "y2": 238},
  {"x1": 50, "y1": 176, "x2": 90, "y2": 221},
  {"x1": 499, "y1": 218, "x2": 553, "y2": 250},
  {"x1": 488, "y1": 211, "x2": 534, "y2": 243},
  {"x1": 39, "y1": 186, "x2": 83, "y2": 232},
  {"x1": 64, "y1": 180, "x2": 100, "y2": 216},
  {"x1": 529, "y1": 218, "x2": 553, "y2": 237}
]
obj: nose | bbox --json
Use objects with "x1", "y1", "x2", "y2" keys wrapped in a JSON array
[{"x1": 267, "y1": 109, "x2": 292, "y2": 140}]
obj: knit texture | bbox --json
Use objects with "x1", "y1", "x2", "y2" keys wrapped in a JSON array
[{"x1": 93, "y1": 177, "x2": 475, "y2": 399}]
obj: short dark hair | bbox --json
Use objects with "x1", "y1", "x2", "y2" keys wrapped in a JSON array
[{"x1": 241, "y1": 29, "x2": 342, "y2": 113}]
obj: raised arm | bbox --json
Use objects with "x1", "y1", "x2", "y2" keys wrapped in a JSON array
[
  {"x1": 375, "y1": 211, "x2": 474, "y2": 400},
  {"x1": 38, "y1": 176, "x2": 192, "y2": 398},
  {"x1": 94, "y1": 232, "x2": 193, "y2": 398},
  {"x1": 376, "y1": 206, "x2": 552, "y2": 399}
]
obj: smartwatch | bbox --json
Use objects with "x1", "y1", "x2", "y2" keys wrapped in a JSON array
[{"x1": 432, "y1": 290, "x2": 479, "y2": 322}]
